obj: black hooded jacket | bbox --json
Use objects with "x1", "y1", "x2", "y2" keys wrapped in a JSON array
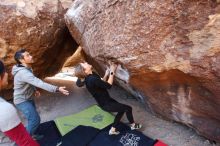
[{"x1": 76, "y1": 72, "x2": 115, "y2": 106}]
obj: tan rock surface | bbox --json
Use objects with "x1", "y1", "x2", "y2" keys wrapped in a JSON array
[
  {"x1": 63, "y1": 47, "x2": 85, "y2": 67},
  {"x1": 65, "y1": 0, "x2": 220, "y2": 142},
  {"x1": 0, "y1": 0, "x2": 78, "y2": 84}
]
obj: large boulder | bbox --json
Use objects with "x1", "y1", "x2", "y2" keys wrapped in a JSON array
[
  {"x1": 0, "y1": 0, "x2": 78, "y2": 83},
  {"x1": 65, "y1": 0, "x2": 220, "y2": 142}
]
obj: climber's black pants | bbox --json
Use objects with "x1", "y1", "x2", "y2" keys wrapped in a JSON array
[{"x1": 101, "y1": 100, "x2": 134, "y2": 127}]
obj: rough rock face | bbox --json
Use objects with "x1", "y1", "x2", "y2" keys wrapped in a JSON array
[
  {"x1": 0, "y1": 0, "x2": 78, "y2": 82},
  {"x1": 65, "y1": 0, "x2": 220, "y2": 142}
]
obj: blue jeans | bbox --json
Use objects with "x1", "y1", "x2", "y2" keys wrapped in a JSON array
[{"x1": 16, "y1": 100, "x2": 40, "y2": 135}]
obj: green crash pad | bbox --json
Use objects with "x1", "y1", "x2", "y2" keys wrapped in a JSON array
[{"x1": 55, "y1": 105, "x2": 114, "y2": 136}]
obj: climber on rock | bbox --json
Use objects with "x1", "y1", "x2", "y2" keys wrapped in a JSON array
[{"x1": 74, "y1": 61, "x2": 142, "y2": 135}]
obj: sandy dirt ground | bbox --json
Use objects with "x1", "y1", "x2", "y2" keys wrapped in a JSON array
[
  {"x1": 1, "y1": 75, "x2": 219, "y2": 146},
  {"x1": 34, "y1": 76, "x2": 219, "y2": 146}
]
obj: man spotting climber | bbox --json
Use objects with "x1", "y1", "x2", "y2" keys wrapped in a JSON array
[{"x1": 12, "y1": 49, "x2": 69, "y2": 140}]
